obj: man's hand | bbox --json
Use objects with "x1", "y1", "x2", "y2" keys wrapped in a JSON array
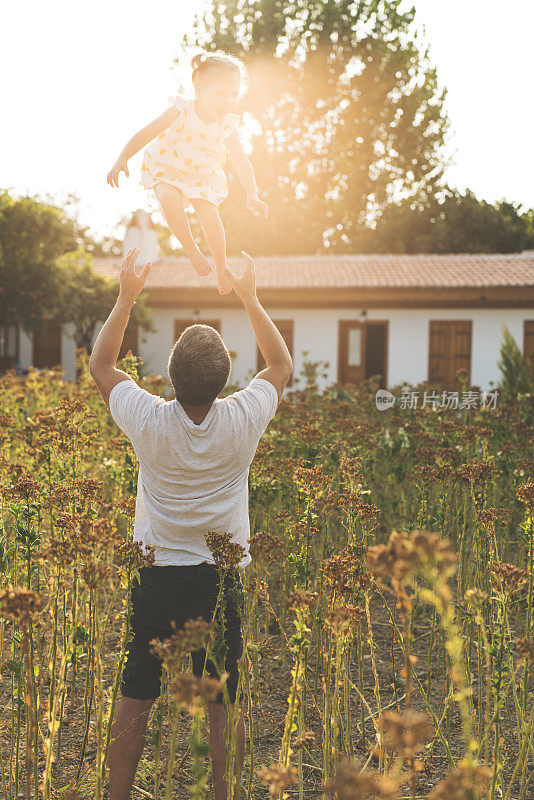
[
  {"x1": 227, "y1": 251, "x2": 257, "y2": 305},
  {"x1": 246, "y1": 195, "x2": 269, "y2": 219},
  {"x1": 119, "y1": 248, "x2": 152, "y2": 305},
  {"x1": 107, "y1": 157, "x2": 129, "y2": 188}
]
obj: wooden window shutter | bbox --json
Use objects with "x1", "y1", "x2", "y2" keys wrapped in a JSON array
[{"x1": 429, "y1": 321, "x2": 472, "y2": 388}]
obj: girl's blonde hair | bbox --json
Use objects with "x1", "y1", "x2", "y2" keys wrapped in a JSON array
[{"x1": 190, "y1": 50, "x2": 248, "y2": 96}]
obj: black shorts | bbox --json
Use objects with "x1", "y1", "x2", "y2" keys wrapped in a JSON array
[{"x1": 120, "y1": 562, "x2": 245, "y2": 704}]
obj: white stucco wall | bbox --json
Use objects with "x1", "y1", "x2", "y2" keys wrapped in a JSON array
[
  {"x1": 16, "y1": 307, "x2": 534, "y2": 393},
  {"x1": 89, "y1": 305, "x2": 534, "y2": 392},
  {"x1": 18, "y1": 323, "x2": 78, "y2": 383}
]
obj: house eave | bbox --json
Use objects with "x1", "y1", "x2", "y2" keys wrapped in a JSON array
[{"x1": 144, "y1": 285, "x2": 534, "y2": 309}]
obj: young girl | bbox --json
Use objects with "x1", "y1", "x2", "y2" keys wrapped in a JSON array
[{"x1": 107, "y1": 51, "x2": 268, "y2": 295}]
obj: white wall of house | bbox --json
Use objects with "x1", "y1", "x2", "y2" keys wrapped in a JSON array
[
  {"x1": 94, "y1": 305, "x2": 532, "y2": 392},
  {"x1": 18, "y1": 323, "x2": 79, "y2": 383},
  {"x1": 15, "y1": 307, "x2": 533, "y2": 392}
]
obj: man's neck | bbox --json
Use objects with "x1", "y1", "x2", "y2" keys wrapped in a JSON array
[{"x1": 180, "y1": 400, "x2": 213, "y2": 425}]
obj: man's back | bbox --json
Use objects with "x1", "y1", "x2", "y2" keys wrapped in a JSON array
[{"x1": 109, "y1": 376, "x2": 278, "y2": 568}]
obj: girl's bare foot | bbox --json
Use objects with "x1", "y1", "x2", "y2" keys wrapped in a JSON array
[
  {"x1": 190, "y1": 251, "x2": 213, "y2": 277},
  {"x1": 216, "y1": 266, "x2": 233, "y2": 295}
]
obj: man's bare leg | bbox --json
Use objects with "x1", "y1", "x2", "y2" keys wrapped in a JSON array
[
  {"x1": 154, "y1": 183, "x2": 212, "y2": 277},
  {"x1": 191, "y1": 198, "x2": 233, "y2": 295},
  {"x1": 108, "y1": 696, "x2": 156, "y2": 800},
  {"x1": 207, "y1": 701, "x2": 246, "y2": 800}
]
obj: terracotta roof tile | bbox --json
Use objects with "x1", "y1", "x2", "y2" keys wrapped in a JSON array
[{"x1": 92, "y1": 253, "x2": 534, "y2": 290}]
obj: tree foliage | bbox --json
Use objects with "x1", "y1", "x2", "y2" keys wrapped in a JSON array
[
  {"x1": 0, "y1": 191, "x2": 154, "y2": 352},
  {"x1": 183, "y1": 0, "x2": 450, "y2": 254},
  {"x1": 0, "y1": 191, "x2": 79, "y2": 334},
  {"x1": 55, "y1": 249, "x2": 156, "y2": 355},
  {"x1": 358, "y1": 187, "x2": 534, "y2": 252},
  {"x1": 497, "y1": 324, "x2": 533, "y2": 397}
]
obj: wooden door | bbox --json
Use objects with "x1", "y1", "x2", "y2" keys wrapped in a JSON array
[
  {"x1": 257, "y1": 320, "x2": 294, "y2": 386},
  {"x1": 0, "y1": 324, "x2": 19, "y2": 372},
  {"x1": 119, "y1": 322, "x2": 139, "y2": 359},
  {"x1": 428, "y1": 320, "x2": 472, "y2": 388},
  {"x1": 338, "y1": 321, "x2": 367, "y2": 385},
  {"x1": 33, "y1": 316, "x2": 62, "y2": 369}
]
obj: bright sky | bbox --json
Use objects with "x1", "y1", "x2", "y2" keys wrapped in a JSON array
[{"x1": 1, "y1": 0, "x2": 532, "y2": 241}]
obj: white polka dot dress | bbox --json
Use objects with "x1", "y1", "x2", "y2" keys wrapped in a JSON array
[{"x1": 142, "y1": 96, "x2": 240, "y2": 206}]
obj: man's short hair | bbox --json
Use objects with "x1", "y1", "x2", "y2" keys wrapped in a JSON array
[{"x1": 167, "y1": 324, "x2": 231, "y2": 405}]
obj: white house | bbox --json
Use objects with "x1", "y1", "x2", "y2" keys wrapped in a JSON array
[{"x1": 3, "y1": 210, "x2": 534, "y2": 394}]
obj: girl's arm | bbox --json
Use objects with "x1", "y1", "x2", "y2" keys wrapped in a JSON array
[
  {"x1": 225, "y1": 130, "x2": 269, "y2": 218},
  {"x1": 107, "y1": 105, "x2": 181, "y2": 188}
]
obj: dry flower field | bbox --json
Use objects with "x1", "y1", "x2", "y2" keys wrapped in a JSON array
[{"x1": 0, "y1": 352, "x2": 533, "y2": 800}]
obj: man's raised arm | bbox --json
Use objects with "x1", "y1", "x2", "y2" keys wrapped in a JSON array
[{"x1": 227, "y1": 252, "x2": 293, "y2": 403}]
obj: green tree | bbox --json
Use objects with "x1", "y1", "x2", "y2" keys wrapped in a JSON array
[
  {"x1": 55, "y1": 249, "x2": 156, "y2": 355},
  {"x1": 497, "y1": 324, "x2": 533, "y2": 398},
  {"x1": 0, "y1": 191, "x2": 80, "y2": 335},
  {"x1": 182, "y1": 0, "x2": 450, "y2": 254},
  {"x1": 358, "y1": 187, "x2": 534, "y2": 252}
]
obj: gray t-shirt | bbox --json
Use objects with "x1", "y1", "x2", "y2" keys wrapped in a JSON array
[{"x1": 109, "y1": 376, "x2": 279, "y2": 568}]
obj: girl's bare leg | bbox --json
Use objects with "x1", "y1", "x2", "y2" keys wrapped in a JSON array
[
  {"x1": 191, "y1": 198, "x2": 233, "y2": 295},
  {"x1": 154, "y1": 183, "x2": 212, "y2": 277}
]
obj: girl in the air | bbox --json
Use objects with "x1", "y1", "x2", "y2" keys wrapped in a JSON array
[{"x1": 107, "y1": 50, "x2": 268, "y2": 295}]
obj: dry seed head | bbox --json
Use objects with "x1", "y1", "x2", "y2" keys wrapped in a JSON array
[
  {"x1": 0, "y1": 584, "x2": 44, "y2": 629},
  {"x1": 292, "y1": 729, "x2": 316, "y2": 751},
  {"x1": 428, "y1": 762, "x2": 492, "y2": 800},
  {"x1": 293, "y1": 465, "x2": 329, "y2": 497},
  {"x1": 80, "y1": 562, "x2": 111, "y2": 589},
  {"x1": 172, "y1": 671, "x2": 228, "y2": 709},
  {"x1": 377, "y1": 709, "x2": 434, "y2": 759},
  {"x1": 274, "y1": 509, "x2": 295, "y2": 528},
  {"x1": 115, "y1": 540, "x2": 156, "y2": 570},
  {"x1": 322, "y1": 542, "x2": 368, "y2": 598},
  {"x1": 516, "y1": 481, "x2": 534, "y2": 514},
  {"x1": 324, "y1": 756, "x2": 403, "y2": 799},
  {"x1": 74, "y1": 478, "x2": 104, "y2": 502},
  {"x1": 249, "y1": 530, "x2": 286, "y2": 560},
  {"x1": 412, "y1": 464, "x2": 454, "y2": 486},
  {"x1": 516, "y1": 638, "x2": 534, "y2": 662},
  {"x1": 464, "y1": 589, "x2": 488, "y2": 608},
  {"x1": 46, "y1": 483, "x2": 77, "y2": 510},
  {"x1": 118, "y1": 496, "x2": 137, "y2": 517},
  {"x1": 339, "y1": 455, "x2": 363, "y2": 481},
  {"x1": 35, "y1": 537, "x2": 77, "y2": 568},
  {"x1": 9, "y1": 475, "x2": 42, "y2": 500},
  {"x1": 367, "y1": 531, "x2": 457, "y2": 601},
  {"x1": 54, "y1": 511, "x2": 77, "y2": 532},
  {"x1": 257, "y1": 763, "x2": 299, "y2": 798},
  {"x1": 489, "y1": 561, "x2": 530, "y2": 594},
  {"x1": 288, "y1": 588, "x2": 319, "y2": 612},
  {"x1": 476, "y1": 507, "x2": 512, "y2": 525},
  {"x1": 204, "y1": 530, "x2": 245, "y2": 570},
  {"x1": 150, "y1": 617, "x2": 215, "y2": 662},
  {"x1": 455, "y1": 461, "x2": 498, "y2": 486},
  {"x1": 325, "y1": 602, "x2": 364, "y2": 633}
]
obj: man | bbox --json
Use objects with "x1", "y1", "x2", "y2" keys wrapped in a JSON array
[{"x1": 89, "y1": 247, "x2": 292, "y2": 800}]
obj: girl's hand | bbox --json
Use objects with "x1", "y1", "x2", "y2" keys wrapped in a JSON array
[
  {"x1": 246, "y1": 195, "x2": 269, "y2": 219},
  {"x1": 107, "y1": 158, "x2": 129, "y2": 188}
]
